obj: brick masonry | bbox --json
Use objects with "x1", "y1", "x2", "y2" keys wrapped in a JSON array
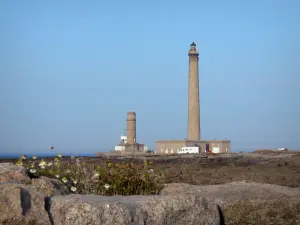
[
  {"x1": 127, "y1": 112, "x2": 136, "y2": 145},
  {"x1": 188, "y1": 44, "x2": 200, "y2": 141}
]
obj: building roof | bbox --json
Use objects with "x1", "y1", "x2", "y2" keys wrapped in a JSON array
[
  {"x1": 156, "y1": 139, "x2": 231, "y2": 143},
  {"x1": 156, "y1": 140, "x2": 187, "y2": 143},
  {"x1": 190, "y1": 42, "x2": 196, "y2": 47},
  {"x1": 116, "y1": 143, "x2": 145, "y2": 146}
]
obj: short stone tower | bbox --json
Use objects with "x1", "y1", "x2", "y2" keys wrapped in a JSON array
[
  {"x1": 126, "y1": 112, "x2": 136, "y2": 145},
  {"x1": 188, "y1": 42, "x2": 200, "y2": 141}
]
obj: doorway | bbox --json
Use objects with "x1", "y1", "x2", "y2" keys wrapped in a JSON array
[{"x1": 205, "y1": 143, "x2": 210, "y2": 152}]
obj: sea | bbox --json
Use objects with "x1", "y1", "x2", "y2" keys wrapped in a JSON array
[
  {"x1": 0, "y1": 148, "x2": 256, "y2": 159},
  {"x1": 0, "y1": 153, "x2": 97, "y2": 159}
]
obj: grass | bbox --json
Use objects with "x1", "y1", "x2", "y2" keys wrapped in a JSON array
[
  {"x1": 292, "y1": 153, "x2": 300, "y2": 157},
  {"x1": 150, "y1": 156, "x2": 300, "y2": 187},
  {"x1": 224, "y1": 198, "x2": 300, "y2": 225},
  {"x1": 15, "y1": 154, "x2": 165, "y2": 195}
]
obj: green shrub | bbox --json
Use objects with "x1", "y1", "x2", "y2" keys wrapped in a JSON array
[{"x1": 16, "y1": 154, "x2": 165, "y2": 196}]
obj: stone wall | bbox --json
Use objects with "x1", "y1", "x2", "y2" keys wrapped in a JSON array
[{"x1": 0, "y1": 162, "x2": 222, "y2": 225}]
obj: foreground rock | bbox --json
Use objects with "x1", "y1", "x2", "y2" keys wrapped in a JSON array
[
  {"x1": 50, "y1": 195, "x2": 221, "y2": 225},
  {"x1": 0, "y1": 163, "x2": 69, "y2": 225},
  {"x1": 2, "y1": 162, "x2": 300, "y2": 225},
  {"x1": 161, "y1": 181, "x2": 300, "y2": 206},
  {"x1": 0, "y1": 162, "x2": 30, "y2": 182},
  {"x1": 0, "y1": 163, "x2": 222, "y2": 225},
  {"x1": 0, "y1": 182, "x2": 51, "y2": 225},
  {"x1": 31, "y1": 176, "x2": 70, "y2": 196}
]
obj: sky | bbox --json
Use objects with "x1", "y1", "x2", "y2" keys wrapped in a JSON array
[{"x1": 0, "y1": 0, "x2": 299, "y2": 155}]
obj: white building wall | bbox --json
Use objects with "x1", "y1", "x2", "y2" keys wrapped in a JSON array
[
  {"x1": 114, "y1": 145, "x2": 126, "y2": 151},
  {"x1": 121, "y1": 135, "x2": 127, "y2": 144}
]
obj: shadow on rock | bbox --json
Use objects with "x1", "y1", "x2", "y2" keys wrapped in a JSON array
[
  {"x1": 20, "y1": 188, "x2": 31, "y2": 216},
  {"x1": 217, "y1": 205, "x2": 225, "y2": 225},
  {"x1": 45, "y1": 196, "x2": 54, "y2": 225}
]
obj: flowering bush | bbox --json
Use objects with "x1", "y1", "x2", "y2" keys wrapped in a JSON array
[{"x1": 16, "y1": 154, "x2": 165, "y2": 196}]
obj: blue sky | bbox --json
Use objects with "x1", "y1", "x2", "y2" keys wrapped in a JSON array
[{"x1": 0, "y1": 0, "x2": 299, "y2": 155}]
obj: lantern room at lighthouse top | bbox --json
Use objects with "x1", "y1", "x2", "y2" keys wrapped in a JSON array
[{"x1": 188, "y1": 42, "x2": 199, "y2": 56}]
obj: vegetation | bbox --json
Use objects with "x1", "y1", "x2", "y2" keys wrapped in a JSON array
[
  {"x1": 11, "y1": 153, "x2": 300, "y2": 224},
  {"x1": 15, "y1": 154, "x2": 165, "y2": 195},
  {"x1": 224, "y1": 198, "x2": 300, "y2": 225}
]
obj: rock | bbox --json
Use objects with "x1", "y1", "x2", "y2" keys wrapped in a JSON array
[
  {"x1": 31, "y1": 176, "x2": 70, "y2": 197},
  {"x1": 0, "y1": 162, "x2": 69, "y2": 197},
  {"x1": 0, "y1": 183, "x2": 51, "y2": 225},
  {"x1": 160, "y1": 181, "x2": 300, "y2": 205},
  {"x1": 0, "y1": 163, "x2": 222, "y2": 225},
  {"x1": 0, "y1": 163, "x2": 30, "y2": 182},
  {"x1": 0, "y1": 163, "x2": 70, "y2": 225},
  {"x1": 50, "y1": 195, "x2": 222, "y2": 225}
]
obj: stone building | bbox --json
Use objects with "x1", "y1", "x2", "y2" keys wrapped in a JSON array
[
  {"x1": 156, "y1": 139, "x2": 231, "y2": 154},
  {"x1": 114, "y1": 112, "x2": 148, "y2": 152},
  {"x1": 156, "y1": 42, "x2": 231, "y2": 154}
]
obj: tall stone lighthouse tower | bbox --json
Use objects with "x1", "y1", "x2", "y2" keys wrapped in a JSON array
[{"x1": 188, "y1": 42, "x2": 200, "y2": 141}]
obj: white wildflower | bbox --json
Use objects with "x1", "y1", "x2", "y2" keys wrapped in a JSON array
[
  {"x1": 70, "y1": 186, "x2": 77, "y2": 192},
  {"x1": 39, "y1": 160, "x2": 47, "y2": 167},
  {"x1": 62, "y1": 177, "x2": 68, "y2": 183},
  {"x1": 29, "y1": 169, "x2": 36, "y2": 174},
  {"x1": 104, "y1": 184, "x2": 110, "y2": 190},
  {"x1": 48, "y1": 162, "x2": 52, "y2": 166},
  {"x1": 32, "y1": 156, "x2": 37, "y2": 160},
  {"x1": 92, "y1": 172, "x2": 99, "y2": 180},
  {"x1": 55, "y1": 174, "x2": 60, "y2": 178}
]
